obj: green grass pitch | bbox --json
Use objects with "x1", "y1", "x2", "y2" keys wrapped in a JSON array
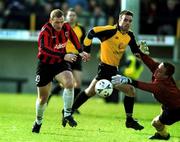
[{"x1": 0, "y1": 93, "x2": 179, "y2": 142}]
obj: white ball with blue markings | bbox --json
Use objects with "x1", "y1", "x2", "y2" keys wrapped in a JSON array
[{"x1": 95, "y1": 79, "x2": 113, "y2": 98}]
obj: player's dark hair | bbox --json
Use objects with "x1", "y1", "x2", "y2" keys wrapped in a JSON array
[
  {"x1": 119, "y1": 10, "x2": 133, "y2": 17},
  {"x1": 163, "y1": 62, "x2": 175, "y2": 76},
  {"x1": 50, "y1": 9, "x2": 64, "y2": 19},
  {"x1": 68, "y1": 8, "x2": 76, "y2": 13}
]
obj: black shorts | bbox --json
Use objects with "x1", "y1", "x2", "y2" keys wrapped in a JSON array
[
  {"x1": 35, "y1": 61, "x2": 71, "y2": 87},
  {"x1": 95, "y1": 62, "x2": 118, "y2": 81},
  {"x1": 69, "y1": 55, "x2": 82, "y2": 71},
  {"x1": 159, "y1": 106, "x2": 180, "y2": 125}
]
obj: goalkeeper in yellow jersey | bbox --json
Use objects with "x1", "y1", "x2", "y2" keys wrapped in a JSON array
[
  {"x1": 71, "y1": 10, "x2": 147, "y2": 130},
  {"x1": 47, "y1": 8, "x2": 86, "y2": 114}
]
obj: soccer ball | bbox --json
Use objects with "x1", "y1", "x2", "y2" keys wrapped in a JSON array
[{"x1": 95, "y1": 79, "x2": 113, "y2": 98}]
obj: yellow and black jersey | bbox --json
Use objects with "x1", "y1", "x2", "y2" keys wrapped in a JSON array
[
  {"x1": 84, "y1": 25, "x2": 140, "y2": 67},
  {"x1": 66, "y1": 23, "x2": 86, "y2": 54}
]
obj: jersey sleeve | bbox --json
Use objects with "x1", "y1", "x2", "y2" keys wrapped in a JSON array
[
  {"x1": 79, "y1": 25, "x2": 86, "y2": 44},
  {"x1": 140, "y1": 53, "x2": 159, "y2": 73},
  {"x1": 128, "y1": 31, "x2": 159, "y2": 73},
  {"x1": 83, "y1": 25, "x2": 116, "y2": 53},
  {"x1": 131, "y1": 80, "x2": 161, "y2": 94},
  {"x1": 128, "y1": 31, "x2": 141, "y2": 54}
]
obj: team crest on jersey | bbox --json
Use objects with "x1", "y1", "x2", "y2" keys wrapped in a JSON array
[
  {"x1": 115, "y1": 36, "x2": 119, "y2": 39},
  {"x1": 65, "y1": 32, "x2": 69, "y2": 37},
  {"x1": 118, "y1": 42, "x2": 124, "y2": 49}
]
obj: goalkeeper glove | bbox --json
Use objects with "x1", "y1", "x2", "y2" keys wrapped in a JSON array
[
  {"x1": 111, "y1": 75, "x2": 132, "y2": 85},
  {"x1": 140, "y1": 41, "x2": 150, "y2": 55}
]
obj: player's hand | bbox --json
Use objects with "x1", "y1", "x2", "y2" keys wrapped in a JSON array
[
  {"x1": 79, "y1": 51, "x2": 90, "y2": 62},
  {"x1": 140, "y1": 41, "x2": 150, "y2": 55},
  {"x1": 111, "y1": 75, "x2": 132, "y2": 85},
  {"x1": 64, "y1": 53, "x2": 77, "y2": 63}
]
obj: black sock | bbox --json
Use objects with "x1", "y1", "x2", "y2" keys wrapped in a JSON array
[
  {"x1": 51, "y1": 85, "x2": 62, "y2": 94},
  {"x1": 104, "y1": 89, "x2": 119, "y2": 103},
  {"x1": 72, "y1": 91, "x2": 90, "y2": 111},
  {"x1": 47, "y1": 85, "x2": 62, "y2": 104},
  {"x1": 123, "y1": 96, "x2": 135, "y2": 119},
  {"x1": 74, "y1": 88, "x2": 81, "y2": 100}
]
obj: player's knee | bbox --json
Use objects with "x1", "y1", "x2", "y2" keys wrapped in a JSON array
[
  {"x1": 126, "y1": 86, "x2": 135, "y2": 97},
  {"x1": 129, "y1": 85, "x2": 135, "y2": 92},
  {"x1": 74, "y1": 81, "x2": 81, "y2": 88},
  {"x1": 85, "y1": 88, "x2": 96, "y2": 97},
  {"x1": 39, "y1": 95, "x2": 48, "y2": 104},
  {"x1": 62, "y1": 77, "x2": 74, "y2": 88},
  {"x1": 64, "y1": 81, "x2": 74, "y2": 88}
]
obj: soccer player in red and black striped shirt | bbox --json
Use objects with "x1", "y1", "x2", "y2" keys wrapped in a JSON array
[
  {"x1": 47, "y1": 9, "x2": 86, "y2": 113},
  {"x1": 112, "y1": 52, "x2": 180, "y2": 140},
  {"x1": 32, "y1": 9, "x2": 90, "y2": 133}
]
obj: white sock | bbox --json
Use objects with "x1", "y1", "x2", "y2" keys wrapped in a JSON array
[
  {"x1": 35, "y1": 99, "x2": 47, "y2": 125},
  {"x1": 63, "y1": 88, "x2": 74, "y2": 117}
]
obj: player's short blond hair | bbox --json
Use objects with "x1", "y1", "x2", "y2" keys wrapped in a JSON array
[{"x1": 50, "y1": 9, "x2": 64, "y2": 19}]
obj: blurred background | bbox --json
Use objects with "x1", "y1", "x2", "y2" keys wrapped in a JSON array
[{"x1": 0, "y1": 0, "x2": 180, "y2": 102}]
